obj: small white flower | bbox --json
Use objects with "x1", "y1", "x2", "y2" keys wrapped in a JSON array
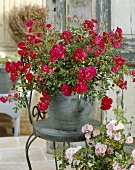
[
  {"x1": 0, "y1": 52, "x2": 6, "y2": 58},
  {"x1": 8, "y1": 59, "x2": 12, "y2": 62}
]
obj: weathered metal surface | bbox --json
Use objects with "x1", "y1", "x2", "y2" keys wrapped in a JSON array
[
  {"x1": 47, "y1": 94, "x2": 101, "y2": 131},
  {"x1": 33, "y1": 118, "x2": 85, "y2": 142}
]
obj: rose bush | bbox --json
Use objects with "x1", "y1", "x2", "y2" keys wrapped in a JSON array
[
  {"x1": 0, "y1": 17, "x2": 135, "y2": 112},
  {"x1": 55, "y1": 109, "x2": 135, "y2": 170}
]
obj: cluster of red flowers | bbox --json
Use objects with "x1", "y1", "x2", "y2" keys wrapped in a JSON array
[
  {"x1": 5, "y1": 61, "x2": 22, "y2": 82},
  {"x1": 49, "y1": 44, "x2": 66, "y2": 62},
  {"x1": 131, "y1": 70, "x2": 135, "y2": 82},
  {"x1": 0, "y1": 96, "x2": 10, "y2": 103},
  {"x1": 115, "y1": 77, "x2": 127, "y2": 89},
  {"x1": 1, "y1": 18, "x2": 134, "y2": 113},
  {"x1": 100, "y1": 96, "x2": 113, "y2": 110},
  {"x1": 111, "y1": 55, "x2": 127, "y2": 73},
  {"x1": 37, "y1": 91, "x2": 50, "y2": 111},
  {"x1": 0, "y1": 93, "x2": 18, "y2": 103}
]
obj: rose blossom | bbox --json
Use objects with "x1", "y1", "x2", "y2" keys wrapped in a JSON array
[
  {"x1": 132, "y1": 70, "x2": 135, "y2": 76},
  {"x1": 82, "y1": 124, "x2": 93, "y2": 133},
  {"x1": 85, "y1": 133, "x2": 91, "y2": 140},
  {"x1": 95, "y1": 143, "x2": 107, "y2": 156},
  {"x1": 132, "y1": 149, "x2": 135, "y2": 157},
  {"x1": 26, "y1": 72, "x2": 34, "y2": 82},
  {"x1": 85, "y1": 45, "x2": 92, "y2": 51},
  {"x1": 106, "y1": 120, "x2": 116, "y2": 130},
  {"x1": 100, "y1": 96, "x2": 113, "y2": 110},
  {"x1": 115, "y1": 122, "x2": 125, "y2": 130},
  {"x1": 130, "y1": 165, "x2": 135, "y2": 170},
  {"x1": 93, "y1": 130, "x2": 100, "y2": 137},
  {"x1": 107, "y1": 147, "x2": 114, "y2": 154},
  {"x1": 65, "y1": 146, "x2": 81, "y2": 164},
  {"x1": 126, "y1": 136, "x2": 133, "y2": 144},
  {"x1": 74, "y1": 81, "x2": 88, "y2": 94},
  {"x1": 114, "y1": 133, "x2": 121, "y2": 141},
  {"x1": 113, "y1": 164, "x2": 122, "y2": 170},
  {"x1": 61, "y1": 84, "x2": 72, "y2": 96},
  {"x1": 106, "y1": 129, "x2": 113, "y2": 137}
]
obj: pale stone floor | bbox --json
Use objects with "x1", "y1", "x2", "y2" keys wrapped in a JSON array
[{"x1": 0, "y1": 136, "x2": 63, "y2": 170}]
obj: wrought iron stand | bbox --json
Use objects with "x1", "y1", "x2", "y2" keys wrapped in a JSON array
[{"x1": 23, "y1": 90, "x2": 86, "y2": 170}]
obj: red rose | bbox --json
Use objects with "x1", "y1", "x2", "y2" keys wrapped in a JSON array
[
  {"x1": 72, "y1": 48, "x2": 87, "y2": 62},
  {"x1": 37, "y1": 101, "x2": 49, "y2": 111},
  {"x1": 100, "y1": 96, "x2": 113, "y2": 110},
  {"x1": 26, "y1": 72, "x2": 33, "y2": 82},
  {"x1": 61, "y1": 84, "x2": 72, "y2": 96},
  {"x1": 14, "y1": 93, "x2": 19, "y2": 99},
  {"x1": 74, "y1": 82, "x2": 88, "y2": 94}
]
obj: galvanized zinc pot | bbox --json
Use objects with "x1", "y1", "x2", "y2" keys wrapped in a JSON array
[
  {"x1": 0, "y1": 65, "x2": 14, "y2": 94},
  {"x1": 47, "y1": 93, "x2": 101, "y2": 131}
]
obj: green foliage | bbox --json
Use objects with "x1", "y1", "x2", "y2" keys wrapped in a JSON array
[{"x1": 55, "y1": 109, "x2": 135, "y2": 170}]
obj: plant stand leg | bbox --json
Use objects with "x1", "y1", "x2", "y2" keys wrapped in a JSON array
[
  {"x1": 53, "y1": 141, "x2": 58, "y2": 170},
  {"x1": 25, "y1": 133, "x2": 37, "y2": 170}
]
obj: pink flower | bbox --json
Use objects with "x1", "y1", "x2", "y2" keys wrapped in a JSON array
[
  {"x1": 115, "y1": 122, "x2": 125, "y2": 130},
  {"x1": 132, "y1": 70, "x2": 135, "y2": 76},
  {"x1": 93, "y1": 130, "x2": 100, "y2": 137},
  {"x1": 114, "y1": 133, "x2": 121, "y2": 141},
  {"x1": 65, "y1": 146, "x2": 81, "y2": 164},
  {"x1": 106, "y1": 130, "x2": 113, "y2": 138},
  {"x1": 42, "y1": 64, "x2": 50, "y2": 73},
  {"x1": 106, "y1": 122, "x2": 115, "y2": 131},
  {"x1": 130, "y1": 165, "x2": 135, "y2": 170},
  {"x1": 114, "y1": 164, "x2": 122, "y2": 170},
  {"x1": 85, "y1": 45, "x2": 92, "y2": 51},
  {"x1": 126, "y1": 136, "x2": 133, "y2": 144},
  {"x1": 61, "y1": 84, "x2": 72, "y2": 96},
  {"x1": 114, "y1": 41, "x2": 121, "y2": 48},
  {"x1": 95, "y1": 143, "x2": 107, "y2": 156},
  {"x1": 82, "y1": 124, "x2": 93, "y2": 133},
  {"x1": 132, "y1": 149, "x2": 135, "y2": 159},
  {"x1": 85, "y1": 133, "x2": 91, "y2": 140},
  {"x1": 107, "y1": 147, "x2": 114, "y2": 154}
]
